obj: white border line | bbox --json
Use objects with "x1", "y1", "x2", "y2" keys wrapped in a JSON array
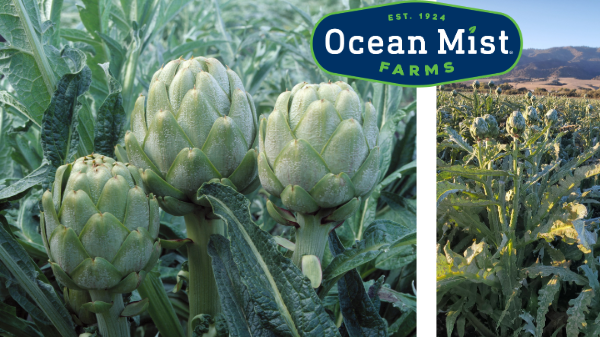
[{"x1": 416, "y1": 85, "x2": 437, "y2": 336}]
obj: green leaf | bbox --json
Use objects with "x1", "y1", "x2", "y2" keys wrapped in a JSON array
[
  {"x1": 328, "y1": 231, "x2": 387, "y2": 337},
  {"x1": 200, "y1": 182, "x2": 339, "y2": 337},
  {"x1": 522, "y1": 265, "x2": 588, "y2": 285},
  {"x1": 0, "y1": 0, "x2": 57, "y2": 123},
  {"x1": 387, "y1": 311, "x2": 415, "y2": 337},
  {"x1": 445, "y1": 127, "x2": 473, "y2": 154},
  {"x1": 208, "y1": 235, "x2": 278, "y2": 337},
  {"x1": 322, "y1": 225, "x2": 389, "y2": 283},
  {"x1": 0, "y1": 301, "x2": 42, "y2": 337},
  {"x1": 436, "y1": 181, "x2": 468, "y2": 206},
  {"x1": 0, "y1": 91, "x2": 38, "y2": 127},
  {"x1": 377, "y1": 286, "x2": 416, "y2": 312},
  {"x1": 0, "y1": 109, "x2": 14, "y2": 180},
  {"x1": 41, "y1": 66, "x2": 92, "y2": 185},
  {"x1": 439, "y1": 165, "x2": 511, "y2": 178},
  {"x1": 212, "y1": 0, "x2": 234, "y2": 66},
  {"x1": 137, "y1": 271, "x2": 185, "y2": 337},
  {"x1": 120, "y1": 298, "x2": 149, "y2": 317},
  {"x1": 60, "y1": 28, "x2": 96, "y2": 45},
  {"x1": 0, "y1": 161, "x2": 50, "y2": 204},
  {"x1": 566, "y1": 288, "x2": 593, "y2": 337},
  {"x1": 0, "y1": 224, "x2": 77, "y2": 337},
  {"x1": 535, "y1": 275, "x2": 561, "y2": 337},
  {"x1": 94, "y1": 65, "x2": 126, "y2": 156},
  {"x1": 284, "y1": 1, "x2": 313, "y2": 28},
  {"x1": 163, "y1": 40, "x2": 228, "y2": 61}
]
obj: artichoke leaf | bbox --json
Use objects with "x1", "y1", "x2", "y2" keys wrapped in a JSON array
[{"x1": 120, "y1": 298, "x2": 149, "y2": 317}]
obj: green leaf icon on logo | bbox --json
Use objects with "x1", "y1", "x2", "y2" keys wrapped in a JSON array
[{"x1": 469, "y1": 26, "x2": 476, "y2": 33}]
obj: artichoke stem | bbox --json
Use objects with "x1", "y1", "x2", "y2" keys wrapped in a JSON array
[
  {"x1": 291, "y1": 212, "x2": 332, "y2": 267},
  {"x1": 88, "y1": 290, "x2": 129, "y2": 337},
  {"x1": 183, "y1": 210, "x2": 224, "y2": 335}
]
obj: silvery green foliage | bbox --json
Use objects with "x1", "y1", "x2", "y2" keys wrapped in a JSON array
[
  {"x1": 41, "y1": 154, "x2": 160, "y2": 292},
  {"x1": 524, "y1": 106, "x2": 538, "y2": 123},
  {"x1": 506, "y1": 110, "x2": 526, "y2": 137},
  {"x1": 125, "y1": 57, "x2": 259, "y2": 215},
  {"x1": 258, "y1": 82, "x2": 380, "y2": 213},
  {"x1": 469, "y1": 117, "x2": 489, "y2": 141}
]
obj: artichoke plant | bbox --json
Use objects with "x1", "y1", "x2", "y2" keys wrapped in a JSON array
[
  {"x1": 524, "y1": 106, "x2": 538, "y2": 124},
  {"x1": 258, "y1": 81, "x2": 380, "y2": 273},
  {"x1": 123, "y1": 56, "x2": 258, "y2": 332},
  {"x1": 506, "y1": 111, "x2": 526, "y2": 138},
  {"x1": 470, "y1": 117, "x2": 489, "y2": 141},
  {"x1": 41, "y1": 154, "x2": 160, "y2": 337}
]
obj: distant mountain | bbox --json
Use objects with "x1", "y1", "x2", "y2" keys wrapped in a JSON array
[{"x1": 497, "y1": 47, "x2": 600, "y2": 80}]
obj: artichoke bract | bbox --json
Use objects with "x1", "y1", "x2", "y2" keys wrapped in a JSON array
[
  {"x1": 258, "y1": 81, "x2": 380, "y2": 268},
  {"x1": 41, "y1": 154, "x2": 160, "y2": 337},
  {"x1": 125, "y1": 56, "x2": 258, "y2": 215}
]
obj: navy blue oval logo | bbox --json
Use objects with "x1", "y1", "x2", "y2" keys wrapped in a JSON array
[{"x1": 311, "y1": 1, "x2": 522, "y2": 87}]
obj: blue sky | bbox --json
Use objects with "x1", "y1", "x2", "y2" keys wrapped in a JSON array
[{"x1": 438, "y1": 0, "x2": 598, "y2": 49}]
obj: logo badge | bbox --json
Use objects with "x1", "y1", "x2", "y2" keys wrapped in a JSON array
[{"x1": 311, "y1": 1, "x2": 522, "y2": 87}]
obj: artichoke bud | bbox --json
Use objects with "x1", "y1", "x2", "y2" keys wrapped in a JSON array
[
  {"x1": 587, "y1": 104, "x2": 594, "y2": 114},
  {"x1": 545, "y1": 109, "x2": 558, "y2": 125},
  {"x1": 41, "y1": 154, "x2": 161, "y2": 293},
  {"x1": 524, "y1": 106, "x2": 538, "y2": 123},
  {"x1": 451, "y1": 90, "x2": 458, "y2": 97},
  {"x1": 526, "y1": 91, "x2": 533, "y2": 99},
  {"x1": 470, "y1": 117, "x2": 489, "y2": 141},
  {"x1": 487, "y1": 80, "x2": 495, "y2": 89},
  {"x1": 258, "y1": 82, "x2": 380, "y2": 217},
  {"x1": 506, "y1": 111, "x2": 526, "y2": 137},
  {"x1": 472, "y1": 80, "x2": 480, "y2": 89},
  {"x1": 126, "y1": 57, "x2": 258, "y2": 215},
  {"x1": 483, "y1": 114, "x2": 499, "y2": 139},
  {"x1": 495, "y1": 87, "x2": 502, "y2": 95},
  {"x1": 537, "y1": 103, "x2": 544, "y2": 112}
]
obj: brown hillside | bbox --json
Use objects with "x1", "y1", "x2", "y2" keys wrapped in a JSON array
[{"x1": 500, "y1": 46, "x2": 600, "y2": 80}]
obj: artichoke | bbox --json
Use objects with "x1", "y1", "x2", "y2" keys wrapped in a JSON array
[
  {"x1": 258, "y1": 81, "x2": 380, "y2": 267},
  {"x1": 587, "y1": 104, "x2": 594, "y2": 114},
  {"x1": 487, "y1": 80, "x2": 496, "y2": 89},
  {"x1": 470, "y1": 117, "x2": 489, "y2": 141},
  {"x1": 452, "y1": 90, "x2": 458, "y2": 97},
  {"x1": 496, "y1": 87, "x2": 502, "y2": 95},
  {"x1": 472, "y1": 80, "x2": 480, "y2": 89},
  {"x1": 483, "y1": 114, "x2": 499, "y2": 139},
  {"x1": 506, "y1": 111, "x2": 526, "y2": 138},
  {"x1": 41, "y1": 154, "x2": 160, "y2": 336},
  {"x1": 545, "y1": 109, "x2": 558, "y2": 125},
  {"x1": 125, "y1": 56, "x2": 258, "y2": 216},
  {"x1": 124, "y1": 56, "x2": 257, "y2": 328},
  {"x1": 524, "y1": 106, "x2": 538, "y2": 123}
]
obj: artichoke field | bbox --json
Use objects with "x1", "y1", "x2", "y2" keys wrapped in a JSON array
[
  {"x1": 0, "y1": 0, "x2": 416, "y2": 337},
  {"x1": 437, "y1": 85, "x2": 600, "y2": 336}
]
